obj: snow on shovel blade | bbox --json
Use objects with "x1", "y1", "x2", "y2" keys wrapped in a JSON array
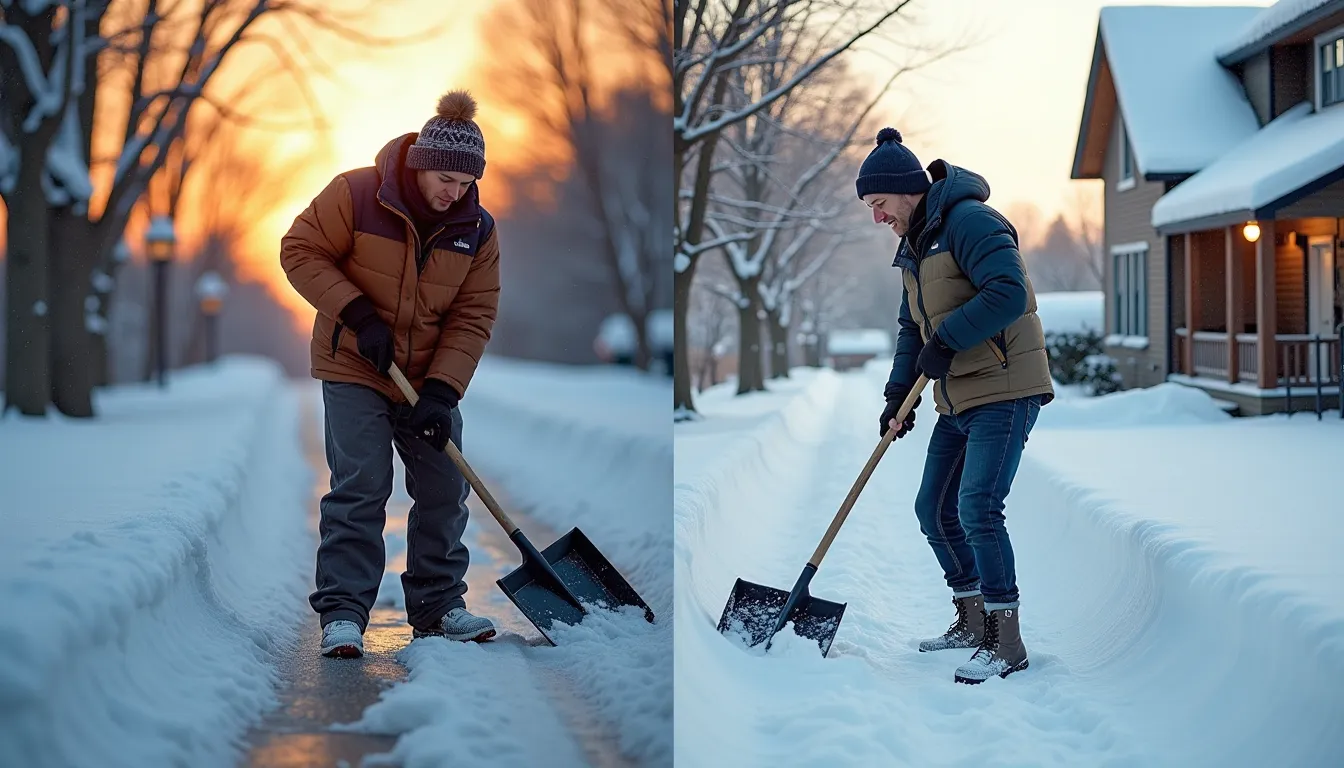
[
  {"x1": 716, "y1": 578, "x2": 846, "y2": 657},
  {"x1": 497, "y1": 526, "x2": 655, "y2": 645}
]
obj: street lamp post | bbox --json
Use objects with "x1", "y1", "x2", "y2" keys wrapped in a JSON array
[
  {"x1": 145, "y1": 216, "x2": 176, "y2": 389},
  {"x1": 195, "y1": 271, "x2": 229, "y2": 364}
]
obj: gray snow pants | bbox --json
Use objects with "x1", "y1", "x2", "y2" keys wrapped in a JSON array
[{"x1": 310, "y1": 380, "x2": 471, "y2": 633}]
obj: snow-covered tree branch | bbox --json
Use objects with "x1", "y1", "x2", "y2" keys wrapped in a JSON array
[{"x1": 674, "y1": 0, "x2": 925, "y2": 415}]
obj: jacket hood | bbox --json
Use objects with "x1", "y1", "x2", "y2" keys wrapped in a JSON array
[
  {"x1": 904, "y1": 160, "x2": 991, "y2": 255},
  {"x1": 375, "y1": 133, "x2": 415, "y2": 179},
  {"x1": 892, "y1": 160, "x2": 992, "y2": 269},
  {"x1": 923, "y1": 160, "x2": 990, "y2": 223},
  {"x1": 373, "y1": 133, "x2": 416, "y2": 214}
]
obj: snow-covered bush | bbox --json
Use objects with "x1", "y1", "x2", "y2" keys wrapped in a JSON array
[{"x1": 1046, "y1": 329, "x2": 1122, "y2": 395}]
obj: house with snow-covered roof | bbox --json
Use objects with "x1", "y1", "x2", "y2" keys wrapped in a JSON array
[{"x1": 1071, "y1": 0, "x2": 1344, "y2": 414}]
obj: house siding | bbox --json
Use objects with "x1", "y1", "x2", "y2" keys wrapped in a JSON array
[
  {"x1": 1102, "y1": 116, "x2": 1168, "y2": 388},
  {"x1": 1278, "y1": 178, "x2": 1344, "y2": 218},
  {"x1": 1271, "y1": 43, "x2": 1310, "y2": 116},
  {"x1": 1242, "y1": 52, "x2": 1272, "y2": 124},
  {"x1": 1276, "y1": 241, "x2": 1308, "y2": 334},
  {"x1": 1169, "y1": 234, "x2": 1185, "y2": 336}
]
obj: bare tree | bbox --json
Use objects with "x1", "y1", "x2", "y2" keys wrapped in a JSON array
[
  {"x1": 159, "y1": 110, "x2": 311, "y2": 369},
  {"x1": 1067, "y1": 182, "x2": 1103, "y2": 285},
  {"x1": 1, "y1": 1, "x2": 101, "y2": 415},
  {"x1": 3, "y1": 0, "x2": 448, "y2": 417},
  {"x1": 478, "y1": 0, "x2": 672, "y2": 370},
  {"x1": 675, "y1": 0, "x2": 949, "y2": 417},
  {"x1": 689, "y1": 277, "x2": 734, "y2": 390},
  {"x1": 732, "y1": 59, "x2": 898, "y2": 385}
]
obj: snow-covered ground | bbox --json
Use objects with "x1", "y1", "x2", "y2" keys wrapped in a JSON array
[
  {"x1": 0, "y1": 353, "x2": 671, "y2": 767},
  {"x1": 335, "y1": 355, "x2": 672, "y2": 766},
  {"x1": 0, "y1": 358, "x2": 313, "y2": 768},
  {"x1": 674, "y1": 362, "x2": 1344, "y2": 766}
]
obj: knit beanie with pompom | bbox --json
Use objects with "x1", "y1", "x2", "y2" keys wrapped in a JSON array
[
  {"x1": 855, "y1": 127, "x2": 929, "y2": 198},
  {"x1": 406, "y1": 89, "x2": 486, "y2": 178}
]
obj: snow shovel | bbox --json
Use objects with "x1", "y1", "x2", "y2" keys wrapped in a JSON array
[
  {"x1": 388, "y1": 364, "x2": 655, "y2": 646},
  {"x1": 716, "y1": 374, "x2": 929, "y2": 657}
]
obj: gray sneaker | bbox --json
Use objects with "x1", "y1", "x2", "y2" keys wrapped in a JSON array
[
  {"x1": 413, "y1": 607, "x2": 497, "y2": 642},
  {"x1": 321, "y1": 619, "x2": 364, "y2": 658}
]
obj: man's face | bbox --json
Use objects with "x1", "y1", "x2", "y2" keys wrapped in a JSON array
[
  {"x1": 862, "y1": 193, "x2": 922, "y2": 237},
  {"x1": 416, "y1": 170, "x2": 476, "y2": 212}
]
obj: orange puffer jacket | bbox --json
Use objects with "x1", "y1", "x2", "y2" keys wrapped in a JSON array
[{"x1": 280, "y1": 133, "x2": 500, "y2": 404}]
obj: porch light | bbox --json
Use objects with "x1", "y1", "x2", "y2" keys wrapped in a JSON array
[{"x1": 1242, "y1": 221, "x2": 1261, "y2": 242}]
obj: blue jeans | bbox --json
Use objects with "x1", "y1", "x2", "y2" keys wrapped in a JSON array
[{"x1": 913, "y1": 395, "x2": 1042, "y2": 610}]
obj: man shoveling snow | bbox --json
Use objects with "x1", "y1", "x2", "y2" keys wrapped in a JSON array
[
  {"x1": 857, "y1": 128, "x2": 1054, "y2": 684},
  {"x1": 280, "y1": 89, "x2": 501, "y2": 658}
]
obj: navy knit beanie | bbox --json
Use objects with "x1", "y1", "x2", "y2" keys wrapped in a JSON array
[{"x1": 855, "y1": 127, "x2": 930, "y2": 198}]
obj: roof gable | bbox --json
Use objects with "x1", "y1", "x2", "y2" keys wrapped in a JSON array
[{"x1": 1072, "y1": 6, "x2": 1264, "y2": 180}]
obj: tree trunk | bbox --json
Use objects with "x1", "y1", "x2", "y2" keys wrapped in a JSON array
[
  {"x1": 673, "y1": 123, "x2": 724, "y2": 416},
  {"x1": 631, "y1": 308, "x2": 652, "y2": 371},
  {"x1": 736, "y1": 281, "x2": 765, "y2": 394},
  {"x1": 4, "y1": 142, "x2": 55, "y2": 416},
  {"x1": 673, "y1": 267, "x2": 696, "y2": 416},
  {"x1": 766, "y1": 308, "x2": 789, "y2": 379},
  {"x1": 49, "y1": 211, "x2": 102, "y2": 417}
]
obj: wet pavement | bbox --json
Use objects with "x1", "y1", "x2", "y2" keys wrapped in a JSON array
[{"x1": 242, "y1": 391, "x2": 631, "y2": 768}]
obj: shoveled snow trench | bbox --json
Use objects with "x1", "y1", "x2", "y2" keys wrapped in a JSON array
[{"x1": 674, "y1": 366, "x2": 1344, "y2": 766}]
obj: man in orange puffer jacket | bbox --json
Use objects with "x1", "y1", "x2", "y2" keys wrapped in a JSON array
[{"x1": 281, "y1": 89, "x2": 501, "y2": 658}]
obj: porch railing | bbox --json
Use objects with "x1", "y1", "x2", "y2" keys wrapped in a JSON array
[
  {"x1": 1173, "y1": 327, "x2": 1343, "y2": 418},
  {"x1": 1173, "y1": 329, "x2": 1233, "y2": 378}
]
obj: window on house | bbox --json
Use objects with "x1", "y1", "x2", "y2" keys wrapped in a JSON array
[
  {"x1": 1322, "y1": 33, "x2": 1344, "y2": 107},
  {"x1": 1120, "y1": 127, "x2": 1134, "y2": 184},
  {"x1": 1112, "y1": 245, "x2": 1148, "y2": 337}
]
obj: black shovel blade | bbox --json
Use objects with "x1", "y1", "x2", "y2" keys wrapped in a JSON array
[
  {"x1": 716, "y1": 578, "x2": 846, "y2": 657},
  {"x1": 497, "y1": 526, "x2": 655, "y2": 645}
]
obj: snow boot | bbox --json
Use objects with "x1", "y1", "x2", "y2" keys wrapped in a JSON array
[
  {"x1": 413, "y1": 607, "x2": 497, "y2": 642},
  {"x1": 954, "y1": 607, "x2": 1028, "y2": 684},
  {"x1": 919, "y1": 593, "x2": 985, "y2": 652},
  {"x1": 321, "y1": 619, "x2": 364, "y2": 658}
]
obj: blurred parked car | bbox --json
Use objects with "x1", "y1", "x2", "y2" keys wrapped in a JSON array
[{"x1": 594, "y1": 309, "x2": 674, "y2": 376}]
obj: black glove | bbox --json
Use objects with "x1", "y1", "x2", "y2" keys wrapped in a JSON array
[
  {"x1": 916, "y1": 332, "x2": 956, "y2": 380},
  {"x1": 341, "y1": 295, "x2": 394, "y2": 375},
  {"x1": 409, "y1": 378, "x2": 460, "y2": 452},
  {"x1": 879, "y1": 383, "x2": 920, "y2": 439}
]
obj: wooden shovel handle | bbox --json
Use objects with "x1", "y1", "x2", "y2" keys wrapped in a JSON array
[
  {"x1": 808, "y1": 374, "x2": 929, "y2": 568},
  {"x1": 388, "y1": 364, "x2": 519, "y2": 536}
]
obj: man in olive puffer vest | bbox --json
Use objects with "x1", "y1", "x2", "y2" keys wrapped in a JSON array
[{"x1": 857, "y1": 127, "x2": 1054, "y2": 685}]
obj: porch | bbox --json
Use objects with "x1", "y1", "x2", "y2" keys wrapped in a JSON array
[{"x1": 1168, "y1": 217, "x2": 1342, "y2": 415}]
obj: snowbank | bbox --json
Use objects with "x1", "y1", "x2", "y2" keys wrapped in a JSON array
[
  {"x1": 1035, "y1": 290, "x2": 1102, "y2": 335},
  {"x1": 0, "y1": 357, "x2": 313, "y2": 768},
  {"x1": 464, "y1": 355, "x2": 672, "y2": 764},
  {"x1": 349, "y1": 355, "x2": 673, "y2": 766},
  {"x1": 1018, "y1": 397, "x2": 1344, "y2": 765},
  {"x1": 674, "y1": 368, "x2": 849, "y2": 761},
  {"x1": 1035, "y1": 381, "x2": 1232, "y2": 428}
]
